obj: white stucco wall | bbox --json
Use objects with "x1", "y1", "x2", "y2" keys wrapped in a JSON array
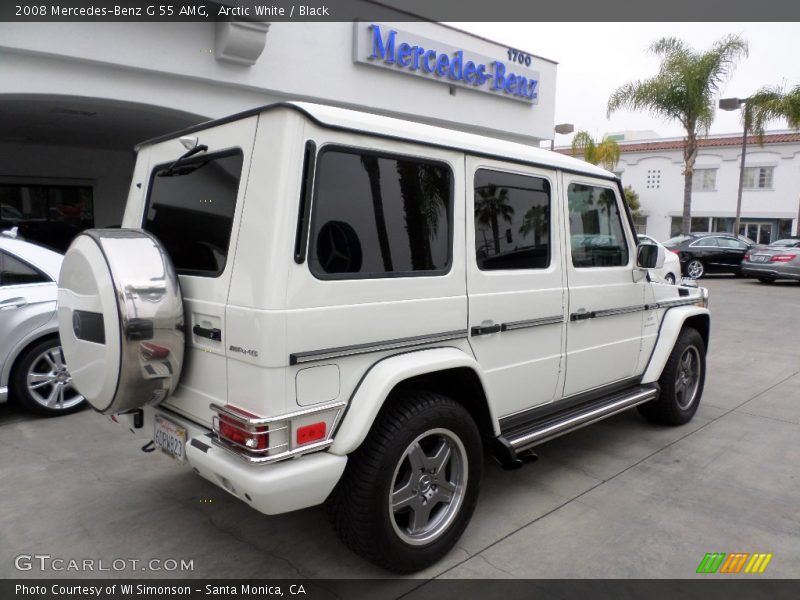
[{"x1": 0, "y1": 21, "x2": 557, "y2": 144}]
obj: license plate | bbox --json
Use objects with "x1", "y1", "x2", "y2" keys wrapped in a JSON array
[
  {"x1": 752, "y1": 255, "x2": 769, "y2": 263},
  {"x1": 154, "y1": 416, "x2": 186, "y2": 462}
]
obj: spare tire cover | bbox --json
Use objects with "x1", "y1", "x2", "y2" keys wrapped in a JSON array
[{"x1": 57, "y1": 229, "x2": 185, "y2": 414}]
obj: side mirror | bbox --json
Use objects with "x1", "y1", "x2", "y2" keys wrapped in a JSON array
[{"x1": 637, "y1": 243, "x2": 665, "y2": 270}]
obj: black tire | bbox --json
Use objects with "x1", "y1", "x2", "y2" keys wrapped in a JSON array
[
  {"x1": 11, "y1": 337, "x2": 87, "y2": 417},
  {"x1": 758, "y1": 277, "x2": 776, "y2": 284},
  {"x1": 326, "y1": 390, "x2": 483, "y2": 573},
  {"x1": 638, "y1": 328, "x2": 706, "y2": 426}
]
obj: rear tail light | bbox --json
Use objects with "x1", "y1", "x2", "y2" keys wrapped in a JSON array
[
  {"x1": 743, "y1": 254, "x2": 750, "y2": 261},
  {"x1": 217, "y1": 405, "x2": 268, "y2": 451},
  {"x1": 770, "y1": 255, "x2": 796, "y2": 262}
]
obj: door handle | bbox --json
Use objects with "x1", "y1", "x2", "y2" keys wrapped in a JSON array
[
  {"x1": 0, "y1": 297, "x2": 26, "y2": 310},
  {"x1": 192, "y1": 324, "x2": 222, "y2": 341},
  {"x1": 471, "y1": 322, "x2": 502, "y2": 336}
]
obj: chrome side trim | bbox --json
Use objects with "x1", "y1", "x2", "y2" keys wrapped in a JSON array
[
  {"x1": 593, "y1": 304, "x2": 648, "y2": 319},
  {"x1": 507, "y1": 387, "x2": 658, "y2": 450},
  {"x1": 656, "y1": 298, "x2": 702, "y2": 309},
  {"x1": 501, "y1": 315, "x2": 564, "y2": 332},
  {"x1": 289, "y1": 329, "x2": 468, "y2": 365},
  {"x1": 0, "y1": 386, "x2": 7, "y2": 403}
]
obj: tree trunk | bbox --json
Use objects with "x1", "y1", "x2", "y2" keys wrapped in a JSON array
[
  {"x1": 361, "y1": 156, "x2": 393, "y2": 272},
  {"x1": 397, "y1": 163, "x2": 433, "y2": 270},
  {"x1": 681, "y1": 132, "x2": 698, "y2": 235},
  {"x1": 491, "y1": 216, "x2": 501, "y2": 255}
]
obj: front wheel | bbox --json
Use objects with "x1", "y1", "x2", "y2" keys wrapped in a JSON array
[
  {"x1": 326, "y1": 390, "x2": 482, "y2": 573},
  {"x1": 685, "y1": 259, "x2": 705, "y2": 279},
  {"x1": 12, "y1": 337, "x2": 86, "y2": 416},
  {"x1": 638, "y1": 328, "x2": 706, "y2": 425}
]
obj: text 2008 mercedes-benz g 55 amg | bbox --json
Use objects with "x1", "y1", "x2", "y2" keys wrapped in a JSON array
[{"x1": 57, "y1": 102, "x2": 709, "y2": 573}]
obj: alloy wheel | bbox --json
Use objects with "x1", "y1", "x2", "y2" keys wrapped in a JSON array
[
  {"x1": 25, "y1": 346, "x2": 85, "y2": 410},
  {"x1": 687, "y1": 259, "x2": 704, "y2": 279},
  {"x1": 388, "y1": 428, "x2": 468, "y2": 546},
  {"x1": 675, "y1": 346, "x2": 701, "y2": 410}
]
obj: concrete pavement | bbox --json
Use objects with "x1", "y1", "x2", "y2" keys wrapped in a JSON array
[{"x1": 1, "y1": 276, "x2": 798, "y2": 582}]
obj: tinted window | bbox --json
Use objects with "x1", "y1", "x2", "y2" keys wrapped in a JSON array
[
  {"x1": 308, "y1": 149, "x2": 451, "y2": 278},
  {"x1": 144, "y1": 151, "x2": 243, "y2": 276},
  {"x1": 0, "y1": 251, "x2": 50, "y2": 286},
  {"x1": 474, "y1": 170, "x2": 551, "y2": 270},
  {"x1": 567, "y1": 183, "x2": 629, "y2": 267},
  {"x1": 718, "y1": 237, "x2": 746, "y2": 249},
  {"x1": 692, "y1": 237, "x2": 718, "y2": 247}
]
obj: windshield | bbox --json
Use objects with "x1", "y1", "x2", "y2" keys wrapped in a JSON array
[{"x1": 143, "y1": 150, "x2": 243, "y2": 277}]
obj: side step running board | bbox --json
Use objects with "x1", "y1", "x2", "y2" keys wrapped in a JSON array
[{"x1": 500, "y1": 385, "x2": 659, "y2": 456}]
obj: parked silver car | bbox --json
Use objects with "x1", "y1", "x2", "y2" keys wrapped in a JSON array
[
  {"x1": 0, "y1": 230, "x2": 85, "y2": 415},
  {"x1": 741, "y1": 239, "x2": 800, "y2": 283}
]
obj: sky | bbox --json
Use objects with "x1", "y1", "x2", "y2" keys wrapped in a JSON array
[{"x1": 450, "y1": 22, "x2": 800, "y2": 145}]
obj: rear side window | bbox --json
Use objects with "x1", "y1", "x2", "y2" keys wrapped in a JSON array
[
  {"x1": 0, "y1": 251, "x2": 50, "y2": 286},
  {"x1": 567, "y1": 183, "x2": 629, "y2": 268},
  {"x1": 474, "y1": 169, "x2": 551, "y2": 270},
  {"x1": 144, "y1": 151, "x2": 243, "y2": 276},
  {"x1": 308, "y1": 148, "x2": 452, "y2": 278}
]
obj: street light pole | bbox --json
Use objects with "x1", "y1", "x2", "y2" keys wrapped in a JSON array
[{"x1": 719, "y1": 97, "x2": 750, "y2": 237}]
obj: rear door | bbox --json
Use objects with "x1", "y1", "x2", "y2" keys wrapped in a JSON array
[
  {"x1": 561, "y1": 175, "x2": 645, "y2": 397},
  {"x1": 466, "y1": 157, "x2": 566, "y2": 418},
  {"x1": 136, "y1": 117, "x2": 258, "y2": 424}
]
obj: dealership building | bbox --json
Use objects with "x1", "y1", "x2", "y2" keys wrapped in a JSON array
[
  {"x1": 612, "y1": 132, "x2": 800, "y2": 243},
  {"x1": 0, "y1": 19, "x2": 557, "y2": 250}
]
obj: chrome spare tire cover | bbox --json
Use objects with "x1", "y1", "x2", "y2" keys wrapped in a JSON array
[{"x1": 57, "y1": 229, "x2": 185, "y2": 414}]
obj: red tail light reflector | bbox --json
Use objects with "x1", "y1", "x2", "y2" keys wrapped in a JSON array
[
  {"x1": 218, "y1": 405, "x2": 268, "y2": 451},
  {"x1": 296, "y1": 422, "x2": 326, "y2": 445},
  {"x1": 770, "y1": 255, "x2": 796, "y2": 262}
]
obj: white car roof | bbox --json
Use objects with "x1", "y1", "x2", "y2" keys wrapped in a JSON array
[
  {"x1": 137, "y1": 101, "x2": 616, "y2": 181},
  {"x1": 0, "y1": 236, "x2": 63, "y2": 281}
]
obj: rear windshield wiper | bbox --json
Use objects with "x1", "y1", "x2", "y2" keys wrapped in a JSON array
[{"x1": 158, "y1": 144, "x2": 209, "y2": 177}]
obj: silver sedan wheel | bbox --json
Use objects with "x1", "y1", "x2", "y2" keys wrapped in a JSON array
[
  {"x1": 687, "y1": 259, "x2": 704, "y2": 279},
  {"x1": 675, "y1": 346, "x2": 701, "y2": 410},
  {"x1": 26, "y1": 346, "x2": 85, "y2": 410},
  {"x1": 389, "y1": 428, "x2": 468, "y2": 546}
]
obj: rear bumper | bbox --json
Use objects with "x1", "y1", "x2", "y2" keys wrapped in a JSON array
[
  {"x1": 146, "y1": 407, "x2": 347, "y2": 515},
  {"x1": 741, "y1": 264, "x2": 800, "y2": 280}
]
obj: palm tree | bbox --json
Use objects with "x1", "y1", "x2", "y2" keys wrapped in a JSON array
[
  {"x1": 747, "y1": 84, "x2": 800, "y2": 139},
  {"x1": 570, "y1": 131, "x2": 621, "y2": 171},
  {"x1": 475, "y1": 185, "x2": 514, "y2": 255},
  {"x1": 607, "y1": 35, "x2": 749, "y2": 235},
  {"x1": 519, "y1": 204, "x2": 547, "y2": 247}
]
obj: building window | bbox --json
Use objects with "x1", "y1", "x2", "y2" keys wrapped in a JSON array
[
  {"x1": 742, "y1": 167, "x2": 774, "y2": 189},
  {"x1": 670, "y1": 216, "x2": 712, "y2": 236},
  {"x1": 308, "y1": 148, "x2": 452, "y2": 278},
  {"x1": 474, "y1": 169, "x2": 551, "y2": 271},
  {"x1": 645, "y1": 169, "x2": 661, "y2": 189},
  {"x1": 567, "y1": 183, "x2": 629, "y2": 268},
  {"x1": 0, "y1": 183, "x2": 94, "y2": 252},
  {"x1": 692, "y1": 169, "x2": 716, "y2": 191}
]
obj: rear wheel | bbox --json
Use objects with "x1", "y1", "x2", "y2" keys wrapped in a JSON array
[
  {"x1": 638, "y1": 328, "x2": 705, "y2": 425},
  {"x1": 326, "y1": 390, "x2": 482, "y2": 573},
  {"x1": 12, "y1": 337, "x2": 86, "y2": 416},
  {"x1": 685, "y1": 259, "x2": 705, "y2": 279}
]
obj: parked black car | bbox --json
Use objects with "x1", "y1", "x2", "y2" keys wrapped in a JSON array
[{"x1": 663, "y1": 233, "x2": 753, "y2": 279}]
